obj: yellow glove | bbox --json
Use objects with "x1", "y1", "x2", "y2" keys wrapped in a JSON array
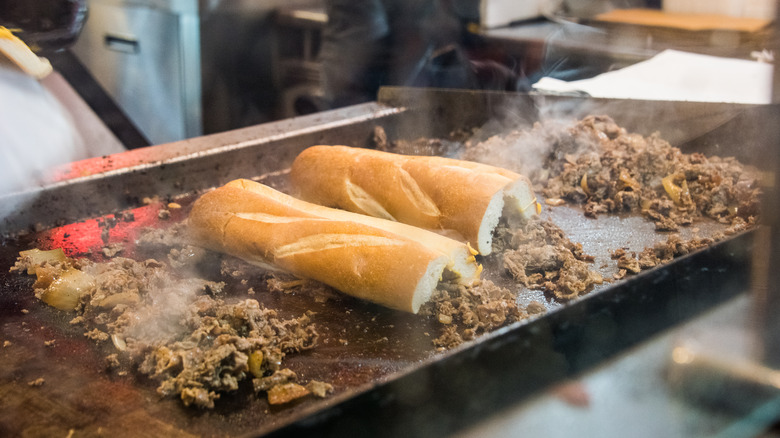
[{"x1": 0, "y1": 26, "x2": 52, "y2": 79}]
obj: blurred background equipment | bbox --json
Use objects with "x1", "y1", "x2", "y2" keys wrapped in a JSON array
[
  {"x1": 70, "y1": 0, "x2": 202, "y2": 145},
  {"x1": 0, "y1": 0, "x2": 87, "y2": 51},
  {"x1": 70, "y1": 0, "x2": 322, "y2": 145},
  {"x1": 0, "y1": 0, "x2": 127, "y2": 195}
]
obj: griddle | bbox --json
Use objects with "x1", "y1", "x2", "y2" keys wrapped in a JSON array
[{"x1": 0, "y1": 89, "x2": 768, "y2": 437}]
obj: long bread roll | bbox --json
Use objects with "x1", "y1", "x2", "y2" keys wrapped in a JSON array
[
  {"x1": 290, "y1": 146, "x2": 539, "y2": 255},
  {"x1": 188, "y1": 179, "x2": 480, "y2": 313}
]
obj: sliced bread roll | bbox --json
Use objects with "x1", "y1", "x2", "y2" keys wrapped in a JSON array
[
  {"x1": 290, "y1": 146, "x2": 539, "y2": 255},
  {"x1": 188, "y1": 179, "x2": 480, "y2": 313}
]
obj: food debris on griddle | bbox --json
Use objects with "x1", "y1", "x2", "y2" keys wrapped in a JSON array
[{"x1": 101, "y1": 242, "x2": 124, "y2": 258}]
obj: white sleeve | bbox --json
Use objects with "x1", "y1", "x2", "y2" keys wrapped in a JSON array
[{"x1": 0, "y1": 63, "x2": 86, "y2": 195}]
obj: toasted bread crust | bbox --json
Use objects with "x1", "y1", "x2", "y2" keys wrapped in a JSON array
[
  {"x1": 290, "y1": 146, "x2": 538, "y2": 254},
  {"x1": 189, "y1": 179, "x2": 479, "y2": 313}
]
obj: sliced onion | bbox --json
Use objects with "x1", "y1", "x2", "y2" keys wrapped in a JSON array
[
  {"x1": 19, "y1": 248, "x2": 66, "y2": 275},
  {"x1": 267, "y1": 383, "x2": 310, "y2": 405},
  {"x1": 40, "y1": 268, "x2": 94, "y2": 310},
  {"x1": 248, "y1": 350, "x2": 264, "y2": 378},
  {"x1": 98, "y1": 292, "x2": 140, "y2": 308},
  {"x1": 580, "y1": 173, "x2": 591, "y2": 195},
  {"x1": 111, "y1": 333, "x2": 127, "y2": 351},
  {"x1": 662, "y1": 174, "x2": 683, "y2": 204},
  {"x1": 545, "y1": 198, "x2": 566, "y2": 207},
  {"x1": 619, "y1": 169, "x2": 641, "y2": 191}
]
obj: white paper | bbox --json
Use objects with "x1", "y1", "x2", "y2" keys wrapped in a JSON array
[
  {"x1": 480, "y1": 0, "x2": 556, "y2": 28},
  {"x1": 533, "y1": 49, "x2": 773, "y2": 104}
]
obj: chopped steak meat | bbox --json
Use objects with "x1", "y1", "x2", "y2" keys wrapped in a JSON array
[
  {"x1": 266, "y1": 274, "x2": 308, "y2": 294},
  {"x1": 420, "y1": 279, "x2": 529, "y2": 349},
  {"x1": 418, "y1": 212, "x2": 603, "y2": 349},
  {"x1": 612, "y1": 234, "x2": 718, "y2": 280},
  {"x1": 374, "y1": 126, "x2": 472, "y2": 158},
  {"x1": 501, "y1": 218, "x2": 603, "y2": 301},
  {"x1": 532, "y1": 115, "x2": 760, "y2": 230},
  {"x1": 137, "y1": 298, "x2": 317, "y2": 408},
  {"x1": 306, "y1": 380, "x2": 335, "y2": 398},
  {"x1": 12, "y1": 252, "x2": 322, "y2": 409},
  {"x1": 462, "y1": 114, "x2": 759, "y2": 279}
]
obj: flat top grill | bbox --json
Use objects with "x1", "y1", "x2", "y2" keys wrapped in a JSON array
[{"x1": 0, "y1": 89, "x2": 767, "y2": 437}]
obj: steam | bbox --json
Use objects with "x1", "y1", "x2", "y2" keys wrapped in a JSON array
[
  {"x1": 0, "y1": 64, "x2": 89, "y2": 231},
  {"x1": 77, "y1": 238, "x2": 219, "y2": 351},
  {"x1": 460, "y1": 98, "x2": 604, "y2": 182},
  {"x1": 119, "y1": 277, "x2": 210, "y2": 347},
  {"x1": 465, "y1": 119, "x2": 567, "y2": 179}
]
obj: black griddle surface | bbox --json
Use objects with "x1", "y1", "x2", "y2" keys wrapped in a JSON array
[{"x1": 0, "y1": 178, "x2": 751, "y2": 437}]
